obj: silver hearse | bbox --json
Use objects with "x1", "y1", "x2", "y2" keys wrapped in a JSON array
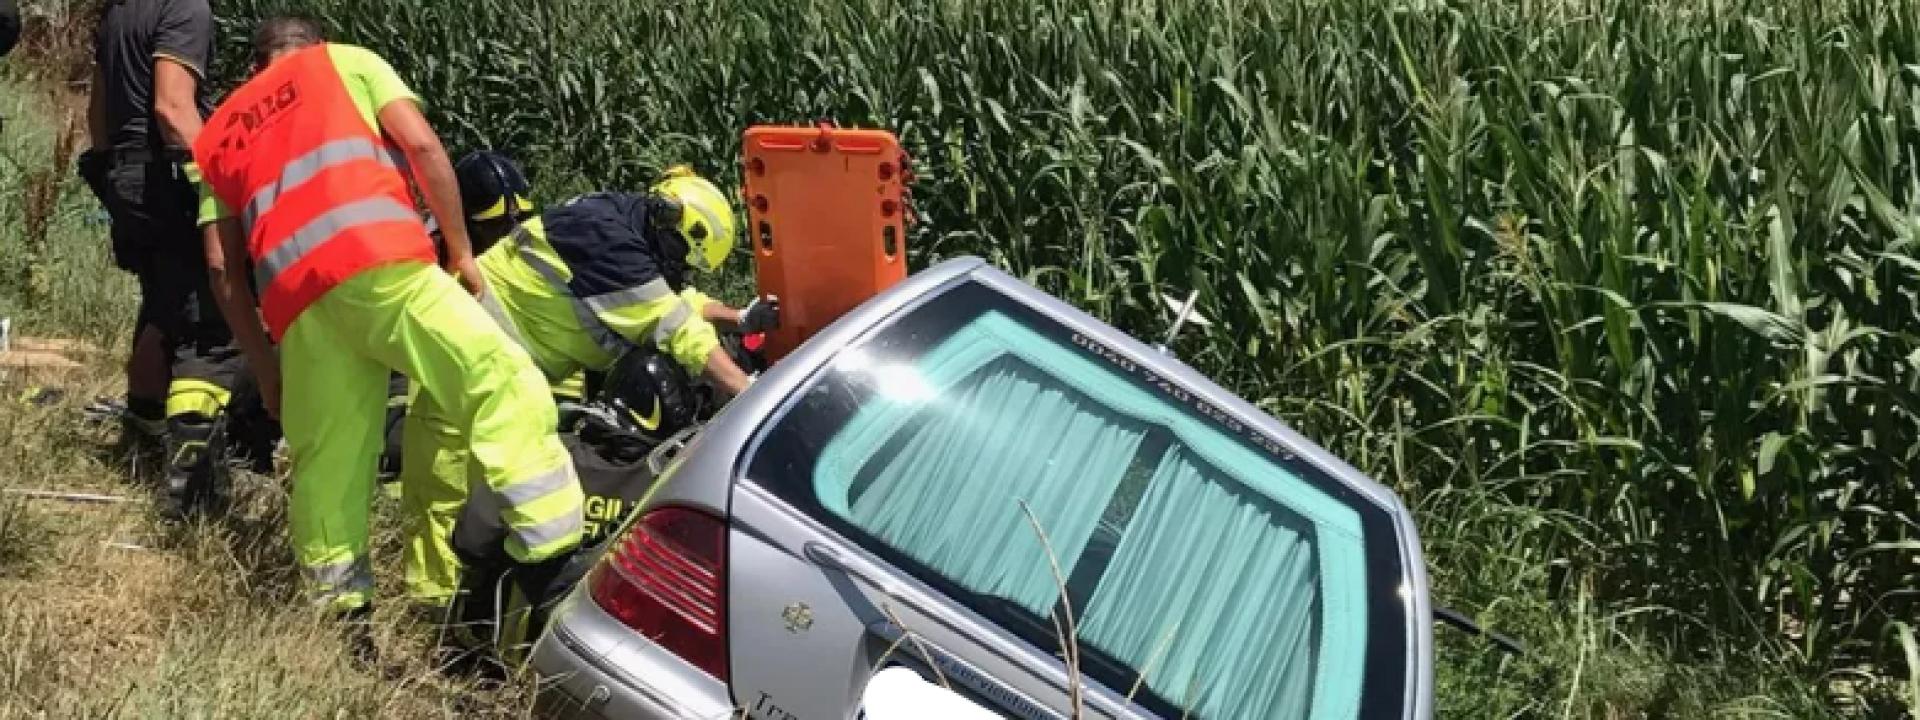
[{"x1": 528, "y1": 256, "x2": 1435, "y2": 719}]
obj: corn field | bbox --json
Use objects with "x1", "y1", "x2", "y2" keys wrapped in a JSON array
[{"x1": 214, "y1": 0, "x2": 1920, "y2": 701}]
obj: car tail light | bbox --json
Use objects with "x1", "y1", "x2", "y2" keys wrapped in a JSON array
[{"x1": 588, "y1": 505, "x2": 729, "y2": 680}]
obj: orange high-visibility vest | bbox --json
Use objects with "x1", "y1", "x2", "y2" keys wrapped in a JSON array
[{"x1": 193, "y1": 43, "x2": 436, "y2": 340}]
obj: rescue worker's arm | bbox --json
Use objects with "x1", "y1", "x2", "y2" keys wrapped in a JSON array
[
  {"x1": 678, "y1": 290, "x2": 757, "y2": 394},
  {"x1": 667, "y1": 309, "x2": 754, "y2": 397},
  {"x1": 701, "y1": 301, "x2": 743, "y2": 326},
  {"x1": 677, "y1": 288, "x2": 740, "y2": 327},
  {"x1": 203, "y1": 218, "x2": 281, "y2": 417},
  {"x1": 599, "y1": 290, "x2": 754, "y2": 397},
  {"x1": 702, "y1": 348, "x2": 753, "y2": 397},
  {"x1": 682, "y1": 288, "x2": 778, "y2": 333},
  {"x1": 152, "y1": 59, "x2": 203, "y2": 148},
  {"x1": 378, "y1": 100, "x2": 483, "y2": 296},
  {"x1": 150, "y1": 0, "x2": 212, "y2": 148}
]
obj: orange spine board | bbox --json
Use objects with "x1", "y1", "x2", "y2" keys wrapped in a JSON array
[{"x1": 741, "y1": 125, "x2": 909, "y2": 360}]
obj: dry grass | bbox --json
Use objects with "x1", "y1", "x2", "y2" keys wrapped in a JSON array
[
  {"x1": 0, "y1": 66, "x2": 549, "y2": 718},
  {"x1": 0, "y1": 365, "x2": 549, "y2": 720}
]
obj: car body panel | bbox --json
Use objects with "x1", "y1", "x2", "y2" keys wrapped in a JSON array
[
  {"x1": 531, "y1": 256, "x2": 1433, "y2": 719},
  {"x1": 531, "y1": 590, "x2": 734, "y2": 720}
]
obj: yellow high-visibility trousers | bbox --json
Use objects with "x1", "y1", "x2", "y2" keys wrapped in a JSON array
[
  {"x1": 281, "y1": 261, "x2": 583, "y2": 612},
  {"x1": 399, "y1": 369, "x2": 593, "y2": 603},
  {"x1": 398, "y1": 389, "x2": 469, "y2": 604}
]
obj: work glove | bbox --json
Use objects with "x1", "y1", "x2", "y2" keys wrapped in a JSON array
[{"x1": 739, "y1": 295, "x2": 781, "y2": 334}]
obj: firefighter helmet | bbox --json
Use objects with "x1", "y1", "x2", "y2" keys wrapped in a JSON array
[
  {"x1": 598, "y1": 346, "x2": 701, "y2": 444},
  {"x1": 455, "y1": 150, "x2": 536, "y2": 224},
  {"x1": 649, "y1": 166, "x2": 737, "y2": 273}
]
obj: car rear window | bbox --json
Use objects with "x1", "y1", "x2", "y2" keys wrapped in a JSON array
[{"x1": 747, "y1": 280, "x2": 1410, "y2": 719}]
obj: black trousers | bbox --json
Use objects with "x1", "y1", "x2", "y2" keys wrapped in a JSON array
[{"x1": 81, "y1": 150, "x2": 280, "y2": 471}]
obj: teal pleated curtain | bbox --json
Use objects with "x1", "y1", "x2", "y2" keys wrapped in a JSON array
[
  {"x1": 836, "y1": 359, "x2": 1147, "y2": 610},
  {"x1": 1078, "y1": 449, "x2": 1350, "y2": 719},
  {"x1": 814, "y1": 311, "x2": 1370, "y2": 719}
]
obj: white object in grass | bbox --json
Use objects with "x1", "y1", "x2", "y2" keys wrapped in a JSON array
[{"x1": 859, "y1": 666, "x2": 1002, "y2": 720}]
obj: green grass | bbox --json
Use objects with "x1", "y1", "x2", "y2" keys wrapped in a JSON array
[{"x1": 0, "y1": 71, "x2": 125, "y2": 342}]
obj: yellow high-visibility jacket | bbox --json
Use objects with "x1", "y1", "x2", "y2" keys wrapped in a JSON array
[{"x1": 475, "y1": 193, "x2": 723, "y2": 385}]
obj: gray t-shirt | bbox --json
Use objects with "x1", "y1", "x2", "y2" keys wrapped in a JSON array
[{"x1": 94, "y1": 0, "x2": 214, "y2": 151}]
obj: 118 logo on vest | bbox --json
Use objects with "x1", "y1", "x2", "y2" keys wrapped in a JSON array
[{"x1": 223, "y1": 80, "x2": 303, "y2": 150}]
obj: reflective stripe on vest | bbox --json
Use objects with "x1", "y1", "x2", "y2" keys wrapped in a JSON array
[
  {"x1": 510, "y1": 226, "x2": 640, "y2": 356},
  {"x1": 651, "y1": 297, "x2": 692, "y2": 345},
  {"x1": 241, "y1": 137, "x2": 407, "y2": 232},
  {"x1": 191, "y1": 44, "x2": 437, "y2": 340},
  {"x1": 253, "y1": 196, "x2": 421, "y2": 291}
]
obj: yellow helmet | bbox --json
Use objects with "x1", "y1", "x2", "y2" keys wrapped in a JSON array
[{"x1": 650, "y1": 165, "x2": 737, "y2": 273}]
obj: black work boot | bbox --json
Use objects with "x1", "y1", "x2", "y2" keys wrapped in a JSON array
[
  {"x1": 497, "y1": 551, "x2": 588, "y2": 666},
  {"x1": 96, "y1": 398, "x2": 167, "y2": 483},
  {"x1": 158, "y1": 414, "x2": 228, "y2": 521},
  {"x1": 441, "y1": 563, "x2": 505, "y2": 653},
  {"x1": 337, "y1": 603, "x2": 383, "y2": 672}
]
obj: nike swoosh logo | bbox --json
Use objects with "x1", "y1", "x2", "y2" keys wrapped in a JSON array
[{"x1": 627, "y1": 397, "x2": 663, "y2": 431}]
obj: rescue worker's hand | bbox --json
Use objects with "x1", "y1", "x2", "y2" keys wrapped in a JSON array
[
  {"x1": 450, "y1": 255, "x2": 486, "y2": 298},
  {"x1": 739, "y1": 295, "x2": 780, "y2": 334}
]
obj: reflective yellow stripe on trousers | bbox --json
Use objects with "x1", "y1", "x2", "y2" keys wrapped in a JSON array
[
  {"x1": 304, "y1": 556, "x2": 375, "y2": 609},
  {"x1": 502, "y1": 465, "x2": 585, "y2": 555}
]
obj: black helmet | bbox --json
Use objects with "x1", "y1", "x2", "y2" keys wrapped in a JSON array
[
  {"x1": 597, "y1": 346, "x2": 700, "y2": 444},
  {"x1": 454, "y1": 150, "x2": 534, "y2": 251}
]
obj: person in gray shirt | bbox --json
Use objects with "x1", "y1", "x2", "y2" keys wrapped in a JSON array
[{"x1": 79, "y1": 0, "x2": 271, "y2": 517}]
